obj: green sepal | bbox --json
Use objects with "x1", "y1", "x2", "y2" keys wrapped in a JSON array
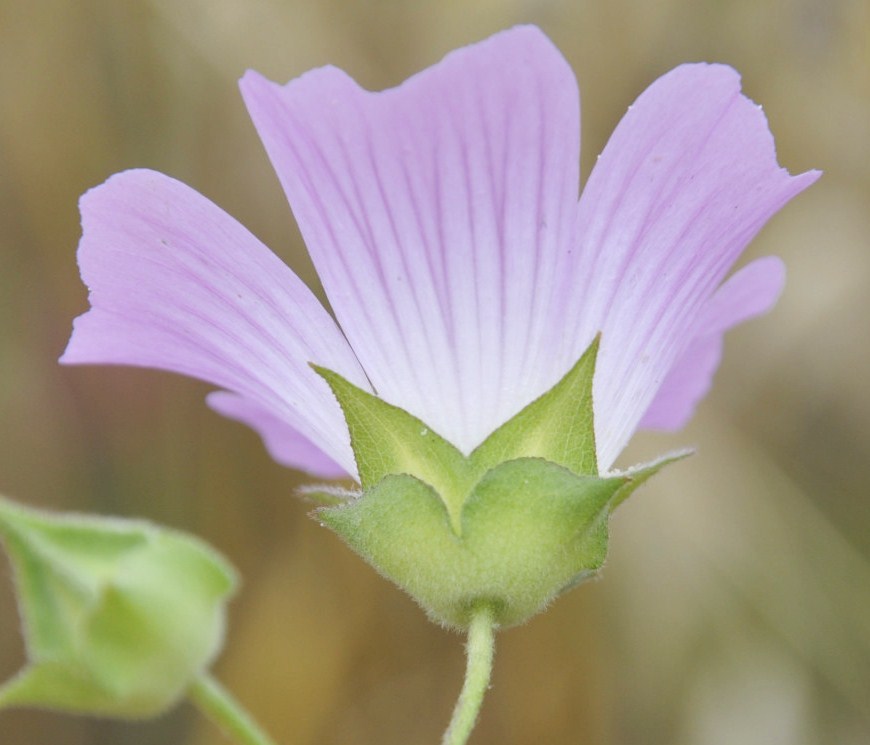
[
  {"x1": 315, "y1": 337, "x2": 601, "y2": 531},
  {"x1": 610, "y1": 449, "x2": 692, "y2": 509},
  {"x1": 314, "y1": 365, "x2": 475, "y2": 532},
  {"x1": 470, "y1": 335, "x2": 599, "y2": 475},
  {"x1": 296, "y1": 484, "x2": 359, "y2": 507},
  {"x1": 0, "y1": 496, "x2": 237, "y2": 718},
  {"x1": 315, "y1": 337, "x2": 689, "y2": 628},
  {"x1": 317, "y1": 453, "x2": 686, "y2": 629}
]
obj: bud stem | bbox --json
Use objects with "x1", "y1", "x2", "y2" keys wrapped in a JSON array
[
  {"x1": 441, "y1": 603, "x2": 497, "y2": 745},
  {"x1": 189, "y1": 673, "x2": 278, "y2": 745}
]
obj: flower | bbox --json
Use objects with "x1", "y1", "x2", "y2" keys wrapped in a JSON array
[{"x1": 61, "y1": 26, "x2": 818, "y2": 482}]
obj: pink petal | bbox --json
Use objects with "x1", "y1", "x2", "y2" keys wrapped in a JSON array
[
  {"x1": 638, "y1": 335, "x2": 724, "y2": 432},
  {"x1": 560, "y1": 64, "x2": 820, "y2": 469},
  {"x1": 240, "y1": 25, "x2": 581, "y2": 454},
  {"x1": 61, "y1": 169, "x2": 365, "y2": 477},
  {"x1": 207, "y1": 392, "x2": 348, "y2": 478},
  {"x1": 640, "y1": 256, "x2": 785, "y2": 430}
]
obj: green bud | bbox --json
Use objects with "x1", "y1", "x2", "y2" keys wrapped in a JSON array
[
  {"x1": 0, "y1": 496, "x2": 237, "y2": 718},
  {"x1": 312, "y1": 338, "x2": 689, "y2": 629}
]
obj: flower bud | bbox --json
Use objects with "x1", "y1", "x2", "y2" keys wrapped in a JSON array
[{"x1": 0, "y1": 496, "x2": 237, "y2": 718}]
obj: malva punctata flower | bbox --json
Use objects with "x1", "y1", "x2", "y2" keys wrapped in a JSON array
[{"x1": 62, "y1": 26, "x2": 818, "y2": 631}]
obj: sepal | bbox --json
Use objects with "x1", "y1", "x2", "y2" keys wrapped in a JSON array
[
  {"x1": 315, "y1": 336, "x2": 688, "y2": 628},
  {"x1": 317, "y1": 453, "x2": 686, "y2": 629},
  {"x1": 470, "y1": 335, "x2": 599, "y2": 475},
  {"x1": 314, "y1": 364, "x2": 474, "y2": 531},
  {"x1": 315, "y1": 337, "x2": 601, "y2": 530}
]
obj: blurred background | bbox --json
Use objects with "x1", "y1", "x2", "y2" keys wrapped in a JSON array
[{"x1": 0, "y1": 0, "x2": 867, "y2": 743}]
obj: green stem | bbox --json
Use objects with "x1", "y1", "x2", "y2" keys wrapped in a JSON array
[
  {"x1": 189, "y1": 672, "x2": 279, "y2": 745},
  {"x1": 442, "y1": 603, "x2": 497, "y2": 745}
]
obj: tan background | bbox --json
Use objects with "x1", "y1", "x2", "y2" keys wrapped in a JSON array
[{"x1": 1, "y1": 0, "x2": 868, "y2": 743}]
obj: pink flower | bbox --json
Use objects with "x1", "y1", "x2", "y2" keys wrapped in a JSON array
[{"x1": 61, "y1": 26, "x2": 818, "y2": 480}]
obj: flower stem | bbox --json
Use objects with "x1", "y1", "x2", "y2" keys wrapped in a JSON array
[
  {"x1": 189, "y1": 672, "x2": 279, "y2": 745},
  {"x1": 442, "y1": 603, "x2": 497, "y2": 745}
]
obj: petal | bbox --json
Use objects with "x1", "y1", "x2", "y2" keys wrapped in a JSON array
[
  {"x1": 240, "y1": 25, "x2": 581, "y2": 454},
  {"x1": 561, "y1": 64, "x2": 820, "y2": 469},
  {"x1": 207, "y1": 392, "x2": 348, "y2": 478},
  {"x1": 697, "y1": 255, "x2": 787, "y2": 336},
  {"x1": 61, "y1": 169, "x2": 366, "y2": 477},
  {"x1": 638, "y1": 335, "x2": 724, "y2": 432},
  {"x1": 639, "y1": 256, "x2": 785, "y2": 430}
]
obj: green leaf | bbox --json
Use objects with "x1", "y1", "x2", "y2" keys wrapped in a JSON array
[
  {"x1": 471, "y1": 335, "x2": 599, "y2": 475},
  {"x1": 0, "y1": 496, "x2": 237, "y2": 718},
  {"x1": 314, "y1": 366, "x2": 476, "y2": 531}
]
